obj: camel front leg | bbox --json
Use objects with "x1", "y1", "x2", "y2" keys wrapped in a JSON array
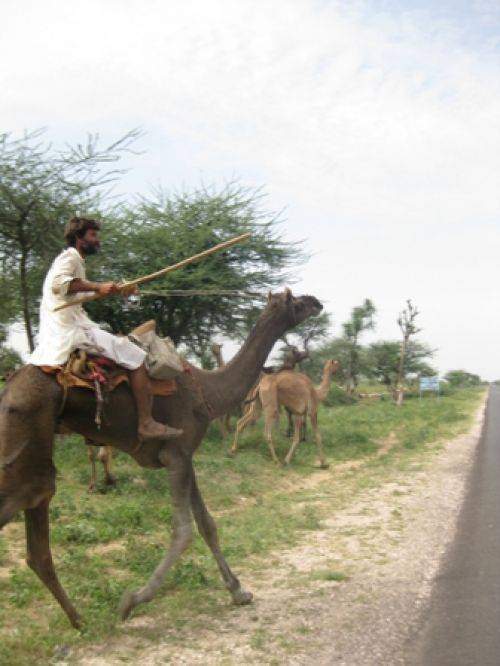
[
  {"x1": 119, "y1": 451, "x2": 193, "y2": 620},
  {"x1": 284, "y1": 416, "x2": 303, "y2": 465},
  {"x1": 190, "y1": 471, "x2": 252, "y2": 606},
  {"x1": 25, "y1": 499, "x2": 82, "y2": 629},
  {"x1": 286, "y1": 409, "x2": 294, "y2": 437}
]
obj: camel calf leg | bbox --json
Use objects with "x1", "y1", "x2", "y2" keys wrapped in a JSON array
[
  {"x1": 190, "y1": 472, "x2": 252, "y2": 605},
  {"x1": 230, "y1": 397, "x2": 261, "y2": 455},
  {"x1": 88, "y1": 443, "x2": 116, "y2": 492},
  {"x1": 25, "y1": 498, "x2": 81, "y2": 629},
  {"x1": 263, "y1": 412, "x2": 281, "y2": 465},
  {"x1": 284, "y1": 416, "x2": 303, "y2": 465},
  {"x1": 87, "y1": 444, "x2": 98, "y2": 492},
  {"x1": 310, "y1": 411, "x2": 328, "y2": 469}
]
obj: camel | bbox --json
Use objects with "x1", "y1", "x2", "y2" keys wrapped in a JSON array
[
  {"x1": 231, "y1": 359, "x2": 339, "y2": 467},
  {"x1": 229, "y1": 344, "x2": 313, "y2": 455},
  {"x1": 0, "y1": 289, "x2": 322, "y2": 628}
]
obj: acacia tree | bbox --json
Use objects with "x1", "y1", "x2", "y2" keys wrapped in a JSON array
[
  {"x1": 342, "y1": 299, "x2": 376, "y2": 393},
  {"x1": 278, "y1": 311, "x2": 331, "y2": 369},
  {"x1": 395, "y1": 299, "x2": 421, "y2": 405},
  {"x1": 444, "y1": 370, "x2": 482, "y2": 387},
  {"x1": 366, "y1": 340, "x2": 435, "y2": 388},
  {"x1": 85, "y1": 184, "x2": 305, "y2": 355},
  {"x1": 0, "y1": 128, "x2": 140, "y2": 351},
  {"x1": 0, "y1": 325, "x2": 22, "y2": 378}
]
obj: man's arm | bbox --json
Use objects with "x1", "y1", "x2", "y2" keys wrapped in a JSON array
[{"x1": 68, "y1": 279, "x2": 120, "y2": 297}]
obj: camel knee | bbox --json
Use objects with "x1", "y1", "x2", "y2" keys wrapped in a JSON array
[{"x1": 27, "y1": 553, "x2": 54, "y2": 579}]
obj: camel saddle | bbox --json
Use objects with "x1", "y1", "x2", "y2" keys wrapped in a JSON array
[{"x1": 39, "y1": 320, "x2": 180, "y2": 398}]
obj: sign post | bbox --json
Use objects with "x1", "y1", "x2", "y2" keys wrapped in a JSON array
[{"x1": 419, "y1": 376, "x2": 440, "y2": 401}]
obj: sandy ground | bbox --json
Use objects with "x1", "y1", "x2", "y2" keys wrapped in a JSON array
[{"x1": 71, "y1": 396, "x2": 487, "y2": 666}]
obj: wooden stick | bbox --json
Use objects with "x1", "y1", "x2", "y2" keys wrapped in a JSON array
[
  {"x1": 140, "y1": 289, "x2": 263, "y2": 298},
  {"x1": 54, "y1": 232, "x2": 251, "y2": 311}
]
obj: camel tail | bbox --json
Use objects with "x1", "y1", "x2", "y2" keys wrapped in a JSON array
[{"x1": 243, "y1": 393, "x2": 259, "y2": 406}]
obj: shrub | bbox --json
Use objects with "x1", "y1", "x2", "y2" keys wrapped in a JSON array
[{"x1": 323, "y1": 384, "x2": 358, "y2": 406}]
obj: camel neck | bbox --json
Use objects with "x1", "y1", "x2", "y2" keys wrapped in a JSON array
[
  {"x1": 316, "y1": 365, "x2": 333, "y2": 402},
  {"x1": 193, "y1": 309, "x2": 289, "y2": 419}
]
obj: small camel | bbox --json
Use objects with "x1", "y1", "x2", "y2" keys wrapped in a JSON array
[
  {"x1": 0, "y1": 289, "x2": 322, "y2": 628},
  {"x1": 231, "y1": 359, "x2": 339, "y2": 467}
]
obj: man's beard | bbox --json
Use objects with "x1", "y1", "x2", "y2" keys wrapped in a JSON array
[{"x1": 81, "y1": 241, "x2": 100, "y2": 256}]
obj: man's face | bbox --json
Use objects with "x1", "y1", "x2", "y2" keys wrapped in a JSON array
[{"x1": 78, "y1": 228, "x2": 101, "y2": 256}]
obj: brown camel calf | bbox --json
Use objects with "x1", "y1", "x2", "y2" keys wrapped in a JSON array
[
  {"x1": 232, "y1": 359, "x2": 339, "y2": 467},
  {"x1": 87, "y1": 442, "x2": 116, "y2": 492}
]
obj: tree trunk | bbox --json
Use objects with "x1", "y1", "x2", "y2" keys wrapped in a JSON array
[
  {"x1": 20, "y1": 249, "x2": 35, "y2": 352},
  {"x1": 395, "y1": 336, "x2": 408, "y2": 406}
]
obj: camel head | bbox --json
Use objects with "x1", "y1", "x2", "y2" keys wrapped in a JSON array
[
  {"x1": 325, "y1": 359, "x2": 340, "y2": 374},
  {"x1": 210, "y1": 342, "x2": 223, "y2": 355},
  {"x1": 266, "y1": 288, "x2": 323, "y2": 329}
]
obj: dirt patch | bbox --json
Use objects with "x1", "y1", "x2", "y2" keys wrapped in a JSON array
[
  {"x1": 69, "y1": 397, "x2": 487, "y2": 665},
  {"x1": 0, "y1": 523, "x2": 25, "y2": 579}
]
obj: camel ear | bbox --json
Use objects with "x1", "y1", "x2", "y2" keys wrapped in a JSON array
[
  {"x1": 285, "y1": 287, "x2": 293, "y2": 302},
  {"x1": 267, "y1": 291, "x2": 273, "y2": 303}
]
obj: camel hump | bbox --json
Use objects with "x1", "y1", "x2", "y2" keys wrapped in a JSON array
[{"x1": 130, "y1": 319, "x2": 156, "y2": 337}]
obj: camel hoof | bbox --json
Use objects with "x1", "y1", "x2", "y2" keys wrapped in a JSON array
[
  {"x1": 232, "y1": 589, "x2": 253, "y2": 605},
  {"x1": 228, "y1": 449, "x2": 236, "y2": 457},
  {"x1": 119, "y1": 590, "x2": 137, "y2": 621},
  {"x1": 87, "y1": 484, "x2": 96, "y2": 494},
  {"x1": 105, "y1": 474, "x2": 117, "y2": 487}
]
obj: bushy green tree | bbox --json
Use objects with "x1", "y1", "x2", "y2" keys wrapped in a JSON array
[
  {"x1": 366, "y1": 340, "x2": 435, "y2": 388},
  {"x1": 0, "y1": 326, "x2": 22, "y2": 378},
  {"x1": 85, "y1": 184, "x2": 305, "y2": 355},
  {"x1": 342, "y1": 299, "x2": 376, "y2": 392},
  {"x1": 444, "y1": 370, "x2": 482, "y2": 387},
  {"x1": 302, "y1": 337, "x2": 355, "y2": 385},
  {"x1": 0, "y1": 128, "x2": 140, "y2": 350}
]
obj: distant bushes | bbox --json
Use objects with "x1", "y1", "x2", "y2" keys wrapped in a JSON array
[{"x1": 323, "y1": 384, "x2": 358, "y2": 406}]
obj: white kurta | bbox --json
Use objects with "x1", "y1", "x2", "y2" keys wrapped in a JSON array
[{"x1": 30, "y1": 247, "x2": 146, "y2": 369}]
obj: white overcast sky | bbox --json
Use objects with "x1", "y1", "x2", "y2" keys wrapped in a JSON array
[{"x1": 2, "y1": 0, "x2": 500, "y2": 379}]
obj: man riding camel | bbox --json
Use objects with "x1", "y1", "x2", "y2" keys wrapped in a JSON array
[{"x1": 30, "y1": 216, "x2": 182, "y2": 443}]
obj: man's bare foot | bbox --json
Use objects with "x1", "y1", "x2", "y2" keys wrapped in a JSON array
[{"x1": 138, "y1": 420, "x2": 183, "y2": 442}]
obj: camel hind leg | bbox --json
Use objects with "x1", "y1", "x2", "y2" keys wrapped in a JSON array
[
  {"x1": 0, "y1": 369, "x2": 81, "y2": 627},
  {"x1": 284, "y1": 415, "x2": 304, "y2": 466},
  {"x1": 25, "y1": 498, "x2": 81, "y2": 628}
]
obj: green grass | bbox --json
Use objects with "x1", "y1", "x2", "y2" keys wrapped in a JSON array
[{"x1": 0, "y1": 387, "x2": 484, "y2": 664}]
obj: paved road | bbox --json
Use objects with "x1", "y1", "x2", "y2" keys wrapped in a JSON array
[{"x1": 409, "y1": 387, "x2": 500, "y2": 665}]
